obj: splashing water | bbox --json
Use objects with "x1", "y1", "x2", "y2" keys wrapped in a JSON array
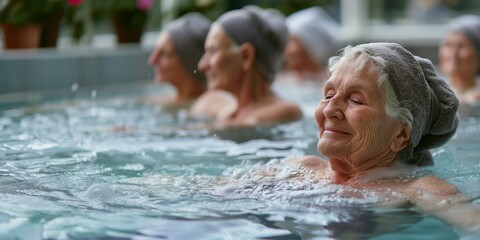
[{"x1": 0, "y1": 82, "x2": 478, "y2": 239}]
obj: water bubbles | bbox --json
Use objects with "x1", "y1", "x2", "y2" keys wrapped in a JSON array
[
  {"x1": 83, "y1": 183, "x2": 114, "y2": 201},
  {"x1": 119, "y1": 163, "x2": 145, "y2": 171},
  {"x1": 71, "y1": 83, "x2": 79, "y2": 92},
  {"x1": 277, "y1": 166, "x2": 299, "y2": 179},
  {"x1": 437, "y1": 199, "x2": 451, "y2": 207}
]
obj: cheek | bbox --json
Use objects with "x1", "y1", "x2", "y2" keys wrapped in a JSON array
[
  {"x1": 439, "y1": 47, "x2": 452, "y2": 61},
  {"x1": 440, "y1": 47, "x2": 458, "y2": 66},
  {"x1": 153, "y1": 61, "x2": 167, "y2": 78},
  {"x1": 314, "y1": 104, "x2": 326, "y2": 130},
  {"x1": 161, "y1": 60, "x2": 179, "y2": 75},
  {"x1": 349, "y1": 113, "x2": 390, "y2": 154},
  {"x1": 218, "y1": 55, "x2": 242, "y2": 77},
  {"x1": 459, "y1": 50, "x2": 478, "y2": 63},
  {"x1": 286, "y1": 47, "x2": 300, "y2": 59},
  {"x1": 350, "y1": 118, "x2": 377, "y2": 150},
  {"x1": 211, "y1": 54, "x2": 230, "y2": 73},
  {"x1": 158, "y1": 58, "x2": 173, "y2": 68}
]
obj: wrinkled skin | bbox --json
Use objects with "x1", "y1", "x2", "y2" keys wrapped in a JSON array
[{"x1": 315, "y1": 59, "x2": 407, "y2": 183}]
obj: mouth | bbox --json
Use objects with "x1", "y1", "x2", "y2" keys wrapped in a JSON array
[{"x1": 323, "y1": 127, "x2": 351, "y2": 135}]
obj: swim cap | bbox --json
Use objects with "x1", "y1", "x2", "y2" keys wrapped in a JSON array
[
  {"x1": 216, "y1": 5, "x2": 288, "y2": 83},
  {"x1": 358, "y1": 42, "x2": 459, "y2": 165},
  {"x1": 166, "y1": 12, "x2": 211, "y2": 84},
  {"x1": 286, "y1": 6, "x2": 341, "y2": 66}
]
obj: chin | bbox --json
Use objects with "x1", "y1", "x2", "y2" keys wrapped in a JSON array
[
  {"x1": 317, "y1": 140, "x2": 334, "y2": 156},
  {"x1": 208, "y1": 84, "x2": 220, "y2": 90},
  {"x1": 208, "y1": 82, "x2": 225, "y2": 91},
  {"x1": 317, "y1": 143, "x2": 349, "y2": 163},
  {"x1": 154, "y1": 78, "x2": 164, "y2": 84}
]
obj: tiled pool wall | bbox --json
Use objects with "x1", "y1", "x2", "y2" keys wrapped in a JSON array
[{"x1": 0, "y1": 46, "x2": 153, "y2": 95}]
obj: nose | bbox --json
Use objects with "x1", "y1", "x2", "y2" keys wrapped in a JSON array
[
  {"x1": 148, "y1": 49, "x2": 159, "y2": 66},
  {"x1": 197, "y1": 53, "x2": 209, "y2": 73},
  {"x1": 322, "y1": 95, "x2": 345, "y2": 120},
  {"x1": 453, "y1": 46, "x2": 462, "y2": 58}
]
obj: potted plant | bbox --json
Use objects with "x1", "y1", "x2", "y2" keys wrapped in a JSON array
[
  {"x1": 64, "y1": 0, "x2": 108, "y2": 44},
  {"x1": 40, "y1": 0, "x2": 67, "y2": 48},
  {"x1": 110, "y1": 0, "x2": 154, "y2": 44},
  {"x1": 0, "y1": 0, "x2": 65, "y2": 49}
]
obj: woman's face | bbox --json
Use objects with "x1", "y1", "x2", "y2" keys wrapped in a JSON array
[
  {"x1": 198, "y1": 25, "x2": 243, "y2": 92},
  {"x1": 284, "y1": 34, "x2": 317, "y2": 72},
  {"x1": 148, "y1": 33, "x2": 190, "y2": 86},
  {"x1": 315, "y1": 59, "x2": 401, "y2": 177},
  {"x1": 439, "y1": 31, "x2": 479, "y2": 80}
]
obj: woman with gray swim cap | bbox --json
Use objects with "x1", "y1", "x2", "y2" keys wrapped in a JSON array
[
  {"x1": 439, "y1": 15, "x2": 480, "y2": 104},
  {"x1": 148, "y1": 13, "x2": 211, "y2": 107},
  {"x1": 189, "y1": 6, "x2": 303, "y2": 127},
  {"x1": 258, "y1": 42, "x2": 480, "y2": 234}
]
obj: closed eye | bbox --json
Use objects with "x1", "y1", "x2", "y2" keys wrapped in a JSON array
[
  {"x1": 324, "y1": 94, "x2": 334, "y2": 100},
  {"x1": 350, "y1": 98, "x2": 364, "y2": 105}
]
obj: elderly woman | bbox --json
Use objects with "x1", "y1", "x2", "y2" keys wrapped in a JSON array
[
  {"x1": 147, "y1": 13, "x2": 211, "y2": 107},
  {"x1": 439, "y1": 15, "x2": 480, "y2": 104},
  {"x1": 283, "y1": 6, "x2": 341, "y2": 81},
  {"x1": 189, "y1": 6, "x2": 303, "y2": 127},
  {"x1": 249, "y1": 43, "x2": 480, "y2": 234}
]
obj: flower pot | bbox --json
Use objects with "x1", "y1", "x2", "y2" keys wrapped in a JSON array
[
  {"x1": 2, "y1": 23, "x2": 42, "y2": 49},
  {"x1": 111, "y1": 9, "x2": 147, "y2": 44},
  {"x1": 40, "y1": 9, "x2": 64, "y2": 48}
]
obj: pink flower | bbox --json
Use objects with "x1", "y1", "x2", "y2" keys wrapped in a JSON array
[
  {"x1": 67, "y1": 0, "x2": 83, "y2": 7},
  {"x1": 136, "y1": 0, "x2": 153, "y2": 11}
]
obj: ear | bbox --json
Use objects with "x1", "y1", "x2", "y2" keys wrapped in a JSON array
[
  {"x1": 240, "y1": 43, "x2": 256, "y2": 71},
  {"x1": 390, "y1": 123, "x2": 411, "y2": 152}
]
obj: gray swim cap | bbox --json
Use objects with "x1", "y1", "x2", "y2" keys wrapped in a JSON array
[
  {"x1": 216, "y1": 5, "x2": 288, "y2": 83},
  {"x1": 286, "y1": 6, "x2": 341, "y2": 66},
  {"x1": 166, "y1": 12, "x2": 211, "y2": 84},
  {"x1": 357, "y1": 43, "x2": 459, "y2": 165}
]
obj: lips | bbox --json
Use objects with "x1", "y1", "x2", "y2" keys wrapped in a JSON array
[{"x1": 323, "y1": 127, "x2": 351, "y2": 135}]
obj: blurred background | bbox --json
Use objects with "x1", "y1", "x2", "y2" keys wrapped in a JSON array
[{"x1": 1, "y1": 0, "x2": 479, "y2": 99}]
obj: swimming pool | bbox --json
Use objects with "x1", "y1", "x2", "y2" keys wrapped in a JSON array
[{"x1": 0, "y1": 80, "x2": 479, "y2": 240}]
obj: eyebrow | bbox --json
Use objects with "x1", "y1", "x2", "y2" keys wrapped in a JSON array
[{"x1": 323, "y1": 77, "x2": 375, "y2": 95}]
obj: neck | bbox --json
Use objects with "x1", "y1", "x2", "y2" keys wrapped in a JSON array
[
  {"x1": 450, "y1": 74, "x2": 477, "y2": 93},
  {"x1": 234, "y1": 69, "x2": 272, "y2": 110},
  {"x1": 330, "y1": 171, "x2": 352, "y2": 184},
  {"x1": 175, "y1": 78, "x2": 205, "y2": 102},
  {"x1": 329, "y1": 153, "x2": 397, "y2": 185}
]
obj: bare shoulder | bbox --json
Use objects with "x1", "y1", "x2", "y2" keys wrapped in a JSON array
[
  {"x1": 189, "y1": 90, "x2": 238, "y2": 119},
  {"x1": 255, "y1": 99, "x2": 303, "y2": 124},
  {"x1": 289, "y1": 155, "x2": 329, "y2": 170},
  {"x1": 274, "y1": 100, "x2": 303, "y2": 118},
  {"x1": 407, "y1": 175, "x2": 459, "y2": 196}
]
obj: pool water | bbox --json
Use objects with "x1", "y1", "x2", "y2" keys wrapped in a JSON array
[{"x1": 0, "y1": 81, "x2": 479, "y2": 240}]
